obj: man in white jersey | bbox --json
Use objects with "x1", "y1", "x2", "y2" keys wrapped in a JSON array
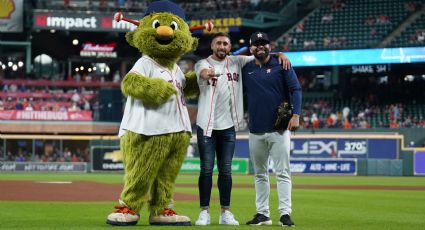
[{"x1": 194, "y1": 32, "x2": 291, "y2": 226}]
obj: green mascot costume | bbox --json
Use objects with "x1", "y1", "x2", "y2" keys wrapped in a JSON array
[{"x1": 106, "y1": 0, "x2": 199, "y2": 226}]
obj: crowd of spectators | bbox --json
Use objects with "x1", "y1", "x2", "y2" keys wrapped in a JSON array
[
  {"x1": 301, "y1": 98, "x2": 425, "y2": 130},
  {"x1": 0, "y1": 69, "x2": 122, "y2": 120},
  {"x1": 409, "y1": 29, "x2": 425, "y2": 44},
  {"x1": 404, "y1": 1, "x2": 420, "y2": 12},
  {"x1": 276, "y1": 0, "x2": 423, "y2": 52},
  {"x1": 2, "y1": 146, "x2": 90, "y2": 163},
  {"x1": 321, "y1": 0, "x2": 346, "y2": 11},
  {"x1": 0, "y1": 84, "x2": 96, "y2": 114},
  {"x1": 34, "y1": 0, "x2": 289, "y2": 19},
  {"x1": 35, "y1": 0, "x2": 150, "y2": 11}
]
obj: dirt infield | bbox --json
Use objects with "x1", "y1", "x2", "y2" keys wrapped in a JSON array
[
  {"x1": 0, "y1": 181, "x2": 424, "y2": 202},
  {"x1": 0, "y1": 181, "x2": 198, "y2": 202}
]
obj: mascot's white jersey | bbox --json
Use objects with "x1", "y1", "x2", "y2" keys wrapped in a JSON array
[
  {"x1": 119, "y1": 55, "x2": 192, "y2": 137},
  {"x1": 195, "y1": 55, "x2": 253, "y2": 137}
]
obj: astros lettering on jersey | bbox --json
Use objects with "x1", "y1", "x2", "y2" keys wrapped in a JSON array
[{"x1": 195, "y1": 55, "x2": 253, "y2": 137}]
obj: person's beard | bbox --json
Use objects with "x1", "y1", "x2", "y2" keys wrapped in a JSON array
[
  {"x1": 214, "y1": 50, "x2": 228, "y2": 60},
  {"x1": 253, "y1": 48, "x2": 270, "y2": 61}
]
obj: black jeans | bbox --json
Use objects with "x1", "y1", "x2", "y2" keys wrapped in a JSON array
[{"x1": 197, "y1": 126, "x2": 236, "y2": 208}]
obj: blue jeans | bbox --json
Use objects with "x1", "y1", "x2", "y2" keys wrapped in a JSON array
[{"x1": 197, "y1": 126, "x2": 236, "y2": 209}]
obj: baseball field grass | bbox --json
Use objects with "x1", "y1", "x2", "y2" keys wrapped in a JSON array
[{"x1": 1, "y1": 173, "x2": 424, "y2": 230}]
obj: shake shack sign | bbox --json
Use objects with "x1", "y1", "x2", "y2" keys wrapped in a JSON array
[{"x1": 33, "y1": 10, "x2": 140, "y2": 32}]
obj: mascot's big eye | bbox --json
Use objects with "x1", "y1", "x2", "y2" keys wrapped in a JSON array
[
  {"x1": 170, "y1": 21, "x2": 178, "y2": 30},
  {"x1": 152, "y1": 19, "x2": 160, "y2": 28}
]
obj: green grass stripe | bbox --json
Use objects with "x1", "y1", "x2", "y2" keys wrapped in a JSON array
[
  {"x1": 1, "y1": 173, "x2": 425, "y2": 186},
  {"x1": 1, "y1": 187, "x2": 425, "y2": 230}
]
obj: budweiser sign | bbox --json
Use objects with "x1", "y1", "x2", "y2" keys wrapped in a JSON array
[
  {"x1": 82, "y1": 42, "x2": 116, "y2": 52},
  {"x1": 80, "y1": 42, "x2": 117, "y2": 58}
]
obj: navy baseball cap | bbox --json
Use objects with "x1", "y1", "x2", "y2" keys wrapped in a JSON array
[
  {"x1": 144, "y1": 0, "x2": 186, "y2": 20},
  {"x1": 249, "y1": 32, "x2": 270, "y2": 46}
]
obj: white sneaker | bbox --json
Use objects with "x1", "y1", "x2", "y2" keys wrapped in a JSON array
[
  {"x1": 195, "y1": 210, "x2": 211, "y2": 226},
  {"x1": 219, "y1": 210, "x2": 239, "y2": 225}
]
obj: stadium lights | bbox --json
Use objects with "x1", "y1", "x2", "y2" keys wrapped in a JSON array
[
  {"x1": 239, "y1": 39, "x2": 245, "y2": 44},
  {"x1": 50, "y1": 29, "x2": 56, "y2": 33},
  {"x1": 1, "y1": 64, "x2": 6, "y2": 70},
  {"x1": 75, "y1": 68, "x2": 79, "y2": 72},
  {"x1": 404, "y1": 75, "x2": 414, "y2": 82},
  {"x1": 93, "y1": 67, "x2": 96, "y2": 71},
  {"x1": 80, "y1": 66, "x2": 84, "y2": 71},
  {"x1": 72, "y1": 39, "x2": 79, "y2": 46},
  {"x1": 7, "y1": 61, "x2": 13, "y2": 67},
  {"x1": 88, "y1": 68, "x2": 92, "y2": 72},
  {"x1": 18, "y1": 61, "x2": 24, "y2": 67},
  {"x1": 12, "y1": 64, "x2": 18, "y2": 71}
]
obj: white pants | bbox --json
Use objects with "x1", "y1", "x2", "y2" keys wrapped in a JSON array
[{"x1": 249, "y1": 131, "x2": 292, "y2": 217}]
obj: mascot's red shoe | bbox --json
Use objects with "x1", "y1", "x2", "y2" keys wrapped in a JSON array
[{"x1": 149, "y1": 208, "x2": 191, "y2": 226}]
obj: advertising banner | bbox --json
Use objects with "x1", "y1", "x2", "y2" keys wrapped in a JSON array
[
  {"x1": 189, "y1": 17, "x2": 241, "y2": 34},
  {"x1": 91, "y1": 146, "x2": 249, "y2": 173},
  {"x1": 33, "y1": 11, "x2": 243, "y2": 34},
  {"x1": 0, "y1": 0, "x2": 23, "y2": 32},
  {"x1": 91, "y1": 146, "x2": 123, "y2": 171},
  {"x1": 80, "y1": 42, "x2": 117, "y2": 58},
  {"x1": 0, "y1": 162, "x2": 87, "y2": 172},
  {"x1": 180, "y1": 158, "x2": 249, "y2": 174},
  {"x1": 0, "y1": 110, "x2": 93, "y2": 121},
  {"x1": 350, "y1": 64, "x2": 391, "y2": 74},
  {"x1": 0, "y1": 92, "x2": 95, "y2": 99},
  {"x1": 235, "y1": 136, "x2": 399, "y2": 159},
  {"x1": 288, "y1": 159, "x2": 357, "y2": 174},
  {"x1": 414, "y1": 151, "x2": 425, "y2": 175},
  {"x1": 285, "y1": 47, "x2": 425, "y2": 67},
  {"x1": 33, "y1": 10, "x2": 140, "y2": 32}
]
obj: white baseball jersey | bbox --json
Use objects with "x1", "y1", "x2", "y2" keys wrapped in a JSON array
[
  {"x1": 118, "y1": 55, "x2": 192, "y2": 137},
  {"x1": 195, "y1": 55, "x2": 253, "y2": 137}
]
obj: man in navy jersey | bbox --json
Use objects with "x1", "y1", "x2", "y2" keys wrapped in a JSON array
[{"x1": 242, "y1": 31, "x2": 301, "y2": 227}]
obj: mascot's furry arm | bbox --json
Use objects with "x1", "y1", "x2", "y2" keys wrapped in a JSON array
[
  {"x1": 183, "y1": 71, "x2": 199, "y2": 98},
  {"x1": 121, "y1": 72, "x2": 177, "y2": 106}
]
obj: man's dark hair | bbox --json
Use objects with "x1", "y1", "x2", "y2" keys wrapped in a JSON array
[{"x1": 212, "y1": 32, "x2": 231, "y2": 41}]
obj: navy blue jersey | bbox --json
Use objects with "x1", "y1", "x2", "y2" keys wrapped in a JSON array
[{"x1": 242, "y1": 56, "x2": 302, "y2": 133}]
